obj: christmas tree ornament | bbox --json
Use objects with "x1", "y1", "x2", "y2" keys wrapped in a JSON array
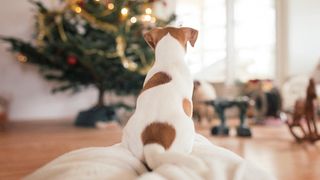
[
  {"x1": 16, "y1": 53, "x2": 27, "y2": 63},
  {"x1": 67, "y1": 55, "x2": 78, "y2": 65},
  {"x1": 76, "y1": 24, "x2": 86, "y2": 34}
]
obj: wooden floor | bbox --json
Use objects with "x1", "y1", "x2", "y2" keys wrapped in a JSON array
[{"x1": 0, "y1": 120, "x2": 320, "y2": 180}]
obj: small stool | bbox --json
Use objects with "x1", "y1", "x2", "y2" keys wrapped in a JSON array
[{"x1": 205, "y1": 97, "x2": 252, "y2": 137}]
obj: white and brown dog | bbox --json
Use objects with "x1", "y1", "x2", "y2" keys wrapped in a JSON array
[{"x1": 122, "y1": 27, "x2": 205, "y2": 171}]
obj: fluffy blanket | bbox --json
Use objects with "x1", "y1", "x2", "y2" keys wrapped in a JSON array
[{"x1": 25, "y1": 134, "x2": 275, "y2": 180}]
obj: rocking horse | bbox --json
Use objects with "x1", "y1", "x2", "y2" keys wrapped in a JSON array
[{"x1": 287, "y1": 78, "x2": 320, "y2": 143}]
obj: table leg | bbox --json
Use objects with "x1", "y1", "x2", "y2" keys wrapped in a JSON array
[
  {"x1": 236, "y1": 103, "x2": 252, "y2": 137},
  {"x1": 211, "y1": 105, "x2": 229, "y2": 136}
]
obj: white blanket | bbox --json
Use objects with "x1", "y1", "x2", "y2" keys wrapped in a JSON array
[{"x1": 25, "y1": 134, "x2": 275, "y2": 180}]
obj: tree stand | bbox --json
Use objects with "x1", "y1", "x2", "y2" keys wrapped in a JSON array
[
  {"x1": 75, "y1": 88, "x2": 116, "y2": 127},
  {"x1": 206, "y1": 97, "x2": 252, "y2": 137},
  {"x1": 75, "y1": 105, "x2": 116, "y2": 127}
]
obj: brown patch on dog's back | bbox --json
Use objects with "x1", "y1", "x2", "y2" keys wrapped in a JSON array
[
  {"x1": 141, "y1": 122, "x2": 176, "y2": 149},
  {"x1": 183, "y1": 98, "x2": 193, "y2": 117},
  {"x1": 141, "y1": 72, "x2": 171, "y2": 93}
]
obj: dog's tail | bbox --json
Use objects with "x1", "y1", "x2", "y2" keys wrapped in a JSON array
[{"x1": 141, "y1": 122, "x2": 207, "y2": 173}]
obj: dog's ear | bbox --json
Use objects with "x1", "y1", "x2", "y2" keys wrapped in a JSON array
[
  {"x1": 144, "y1": 30, "x2": 156, "y2": 50},
  {"x1": 181, "y1": 27, "x2": 198, "y2": 47},
  {"x1": 193, "y1": 80, "x2": 201, "y2": 90}
]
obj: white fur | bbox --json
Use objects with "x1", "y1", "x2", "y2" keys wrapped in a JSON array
[
  {"x1": 121, "y1": 34, "x2": 199, "y2": 170},
  {"x1": 143, "y1": 144, "x2": 207, "y2": 173}
]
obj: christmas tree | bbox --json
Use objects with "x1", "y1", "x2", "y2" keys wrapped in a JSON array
[{"x1": 1, "y1": 0, "x2": 174, "y2": 126}]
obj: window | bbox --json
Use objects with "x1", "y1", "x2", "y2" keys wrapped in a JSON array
[{"x1": 176, "y1": 0, "x2": 276, "y2": 83}]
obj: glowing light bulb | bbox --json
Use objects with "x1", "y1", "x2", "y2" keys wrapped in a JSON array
[
  {"x1": 121, "y1": 7, "x2": 129, "y2": 16},
  {"x1": 145, "y1": 8, "x2": 152, "y2": 15},
  {"x1": 17, "y1": 53, "x2": 27, "y2": 63},
  {"x1": 74, "y1": 6, "x2": 82, "y2": 13},
  {"x1": 151, "y1": 17, "x2": 157, "y2": 23},
  {"x1": 130, "y1": 17, "x2": 137, "y2": 23},
  {"x1": 142, "y1": 15, "x2": 152, "y2": 22},
  {"x1": 107, "y1": 3, "x2": 114, "y2": 10},
  {"x1": 95, "y1": 0, "x2": 100, "y2": 2}
]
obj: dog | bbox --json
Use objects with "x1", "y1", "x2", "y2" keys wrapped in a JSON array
[{"x1": 121, "y1": 27, "x2": 206, "y2": 172}]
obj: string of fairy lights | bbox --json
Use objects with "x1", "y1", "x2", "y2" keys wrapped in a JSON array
[
  {"x1": 16, "y1": 0, "x2": 166, "y2": 74},
  {"x1": 70, "y1": 0, "x2": 157, "y2": 27}
]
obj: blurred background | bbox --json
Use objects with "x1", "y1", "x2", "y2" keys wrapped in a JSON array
[{"x1": 0, "y1": 0, "x2": 319, "y2": 179}]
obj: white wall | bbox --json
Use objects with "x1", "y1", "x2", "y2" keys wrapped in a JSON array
[
  {"x1": 287, "y1": 0, "x2": 320, "y2": 77},
  {"x1": 0, "y1": 1, "x2": 99, "y2": 121}
]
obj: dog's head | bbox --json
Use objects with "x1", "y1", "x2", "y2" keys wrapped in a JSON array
[{"x1": 143, "y1": 27, "x2": 198, "y2": 50}]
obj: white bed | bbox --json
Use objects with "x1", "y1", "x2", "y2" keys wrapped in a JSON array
[{"x1": 25, "y1": 134, "x2": 275, "y2": 180}]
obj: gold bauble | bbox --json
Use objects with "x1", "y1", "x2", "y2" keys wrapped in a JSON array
[{"x1": 16, "y1": 53, "x2": 27, "y2": 63}]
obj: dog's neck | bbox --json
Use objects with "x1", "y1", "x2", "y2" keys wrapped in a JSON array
[{"x1": 154, "y1": 34, "x2": 186, "y2": 67}]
